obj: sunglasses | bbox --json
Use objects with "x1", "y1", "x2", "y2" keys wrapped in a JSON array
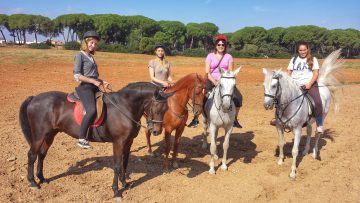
[{"x1": 217, "y1": 43, "x2": 225, "y2": 47}]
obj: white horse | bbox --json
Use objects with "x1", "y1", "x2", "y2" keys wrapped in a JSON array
[
  {"x1": 202, "y1": 67, "x2": 241, "y2": 174},
  {"x1": 262, "y1": 50, "x2": 342, "y2": 179}
]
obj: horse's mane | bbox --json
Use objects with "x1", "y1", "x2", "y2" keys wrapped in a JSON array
[
  {"x1": 167, "y1": 73, "x2": 203, "y2": 91},
  {"x1": 271, "y1": 70, "x2": 301, "y2": 101},
  {"x1": 121, "y1": 82, "x2": 160, "y2": 92}
]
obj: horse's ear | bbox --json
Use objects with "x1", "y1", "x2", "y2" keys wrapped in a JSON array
[
  {"x1": 262, "y1": 68, "x2": 268, "y2": 75},
  {"x1": 233, "y1": 66, "x2": 242, "y2": 76}
]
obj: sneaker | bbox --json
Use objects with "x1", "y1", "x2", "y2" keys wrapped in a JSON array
[
  {"x1": 316, "y1": 126, "x2": 324, "y2": 134},
  {"x1": 77, "y1": 139, "x2": 91, "y2": 149},
  {"x1": 187, "y1": 118, "x2": 199, "y2": 128},
  {"x1": 233, "y1": 120, "x2": 243, "y2": 128}
]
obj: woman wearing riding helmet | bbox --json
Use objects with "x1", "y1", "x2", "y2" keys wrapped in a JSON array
[
  {"x1": 148, "y1": 42, "x2": 174, "y2": 88},
  {"x1": 187, "y1": 35, "x2": 243, "y2": 128},
  {"x1": 286, "y1": 41, "x2": 323, "y2": 133},
  {"x1": 73, "y1": 30, "x2": 110, "y2": 149}
]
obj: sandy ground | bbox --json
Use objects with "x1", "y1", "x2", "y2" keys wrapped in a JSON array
[{"x1": 1, "y1": 47, "x2": 360, "y2": 202}]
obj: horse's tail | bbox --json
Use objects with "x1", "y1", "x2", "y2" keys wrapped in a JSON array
[
  {"x1": 318, "y1": 49, "x2": 343, "y2": 113},
  {"x1": 19, "y1": 96, "x2": 34, "y2": 145}
]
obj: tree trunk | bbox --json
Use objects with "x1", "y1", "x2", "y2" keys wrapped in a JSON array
[
  {"x1": 0, "y1": 30, "x2": 6, "y2": 42},
  {"x1": 35, "y1": 32, "x2": 38, "y2": 43},
  {"x1": 190, "y1": 37, "x2": 193, "y2": 49},
  {"x1": 66, "y1": 28, "x2": 70, "y2": 42},
  {"x1": 22, "y1": 29, "x2": 26, "y2": 45},
  {"x1": 16, "y1": 30, "x2": 21, "y2": 45}
]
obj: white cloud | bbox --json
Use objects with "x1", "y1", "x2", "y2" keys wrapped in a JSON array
[{"x1": 9, "y1": 7, "x2": 24, "y2": 14}]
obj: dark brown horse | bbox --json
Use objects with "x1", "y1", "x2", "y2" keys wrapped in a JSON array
[
  {"x1": 19, "y1": 82, "x2": 173, "y2": 199},
  {"x1": 144, "y1": 73, "x2": 205, "y2": 170}
]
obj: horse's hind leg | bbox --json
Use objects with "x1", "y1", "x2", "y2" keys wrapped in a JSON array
[
  {"x1": 202, "y1": 116, "x2": 208, "y2": 149},
  {"x1": 27, "y1": 139, "x2": 45, "y2": 189},
  {"x1": 112, "y1": 141, "x2": 124, "y2": 199},
  {"x1": 302, "y1": 124, "x2": 312, "y2": 156},
  {"x1": 276, "y1": 126, "x2": 285, "y2": 165},
  {"x1": 313, "y1": 131, "x2": 322, "y2": 159},
  {"x1": 36, "y1": 132, "x2": 57, "y2": 184},
  {"x1": 145, "y1": 129, "x2": 154, "y2": 156},
  {"x1": 221, "y1": 127, "x2": 232, "y2": 171}
]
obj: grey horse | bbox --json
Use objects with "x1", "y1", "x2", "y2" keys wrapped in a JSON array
[
  {"x1": 202, "y1": 67, "x2": 241, "y2": 174},
  {"x1": 262, "y1": 50, "x2": 342, "y2": 179}
]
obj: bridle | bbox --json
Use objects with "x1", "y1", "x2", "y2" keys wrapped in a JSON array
[
  {"x1": 264, "y1": 76, "x2": 308, "y2": 131},
  {"x1": 215, "y1": 75, "x2": 235, "y2": 111},
  {"x1": 143, "y1": 96, "x2": 168, "y2": 130}
]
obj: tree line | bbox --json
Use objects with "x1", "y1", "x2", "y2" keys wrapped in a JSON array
[{"x1": 0, "y1": 13, "x2": 359, "y2": 58}]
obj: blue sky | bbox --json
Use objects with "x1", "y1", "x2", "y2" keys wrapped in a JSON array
[{"x1": 1, "y1": 0, "x2": 360, "y2": 41}]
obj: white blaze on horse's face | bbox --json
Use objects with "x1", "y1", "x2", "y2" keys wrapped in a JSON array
[
  {"x1": 219, "y1": 67, "x2": 241, "y2": 112},
  {"x1": 262, "y1": 68, "x2": 279, "y2": 110}
]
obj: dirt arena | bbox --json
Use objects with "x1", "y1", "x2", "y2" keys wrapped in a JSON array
[{"x1": 1, "y1": 47, "x2": 359, "y2": 202}]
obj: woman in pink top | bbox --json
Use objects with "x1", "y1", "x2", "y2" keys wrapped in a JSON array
[{"x1": 187, "y1": 35, "x2": 243, "y2": 128}]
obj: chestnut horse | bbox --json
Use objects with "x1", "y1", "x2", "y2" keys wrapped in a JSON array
[
  {"x1": 144, "y1": 73, "x2": 205, "y2": 170},
  {"x1": 19, "y1": 82, "x2": 173, "y2": 199}
]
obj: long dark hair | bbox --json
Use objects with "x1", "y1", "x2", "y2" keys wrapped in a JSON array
[{"x1": 297, "y1": 41, "x2": 314, "y2": 69}]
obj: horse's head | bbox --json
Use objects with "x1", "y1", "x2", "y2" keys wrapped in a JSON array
[
  {"x1": 218, "y1": 67, "x2": 241, "y2": 113},
  {"x1": 262, "y1": 68, "x2": 282, "y2": 110},
  {"x1": 145, "y1": 90, "x2": 175, "y2": 136},
  {"x1": 190, "y1": 74, "x2": 206, "y2": 116}
]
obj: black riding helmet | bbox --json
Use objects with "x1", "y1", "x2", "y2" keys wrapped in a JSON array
[
  {"x1": 154, "y1": 42, "x2": 165, "y2": 50},
  {"x1": 83, "y1": 31, "x2": 100, "y2": 40}
]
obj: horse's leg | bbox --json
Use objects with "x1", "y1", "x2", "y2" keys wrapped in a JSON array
[
  {"x1": 27, "y1": 138, "x2": 45, "y2": 189},
  {"x1": 209, "y1": 123, "x2": 218, "y2": 175},
  {"x1": 163, "y1": 131, "x2": 172, "y2": 172},
  {"x1": 276, "y1": 126, "x2": 285, "y2": 165},
  {"x1": 172, "y1": 124, "x2": 186, "y2": 169},
  {"x1": 313, "y1": 130, "x2": 322, "y2": 159},
  {"x1": 290, "y1": 127, "x2": 302, "y2": 179},
  {"x1": 302, "y1": 124, "x2": 312, "y2": 156},
  {"x1": 202, "y1": 115, "x2": 208, "y2": 149},
  {"x1": 220, "y1": 126, "x2": 233, "y2": 171},
  {"x1": 145, "y1": 129, "x2": 154, "y2": 156},
  {"x1": 36, "y1": 132, "x2": 57, "y2": 184},
  {"x1": 112, "y1": 141, "x2": 124, "y2": 199},
  {"x1": 120, "y1": 138, "x2": 134, "y2": 189}
]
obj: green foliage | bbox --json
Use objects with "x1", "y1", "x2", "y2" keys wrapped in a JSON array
[
  {"x1": 181, "y1": 48, "x2": 208, "y2": 57},
  {"x1": 27, "y1": 43, "x2": 51, "y2": 49},
  {"x1": 64, "y1": 41, "x2": 80, "y2": 50}
]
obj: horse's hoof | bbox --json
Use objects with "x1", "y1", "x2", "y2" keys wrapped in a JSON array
[
  {"x1": 30, "y1": 186, "x2": 40, "y2": 190},
  {"x1": 302, "y1": 151, "x2": 309, "y2": 156},
  {"x1": 209, "y1": 169, "x2": 216, "y2": 175},
  {"x1": 163, "y1": 168, "x2": 170, "y2": 174},
  {"x1": 220, "y1": 164, "x2": 228, "y2": 171},
  {"x1": 172, "y1": 161, "x2": 179, "y2": 169},
  {"x1": 277, "y1": 160, "x2": 283, "y2": 166},
  {"x1": 289, "y1": 173, "x2": 296, "y2": 180},
  {"x1": 39, "y1": 179, "x2": 49, "y2": 184},
  {"x1": 214, "y1": 154, "x2": 219, "y2": 160},
  {"x1": 312, "y1": 152, "x2": 317, "y2": 159},
  {"x1": 113, "y1": 197, "x2": 122, "y2": 202}
]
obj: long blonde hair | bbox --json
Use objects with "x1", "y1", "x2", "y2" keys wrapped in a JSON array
[
  {"x1": 297, "y1": 41, "x2": 314, "y2": 69},
  {"x1": 80, "y1": 37, "x2": 97, "y2": 55}
]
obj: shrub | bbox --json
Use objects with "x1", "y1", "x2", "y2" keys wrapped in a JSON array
[
  {"x1": 64, "y1": 41, "x2": 80, "y2": 50},
  {"x1": 27, "y1": 43, "x2": 51, "y2": 49},
  {"x1": 181, "y1": 48, "x2": 208, "y2": 57}
]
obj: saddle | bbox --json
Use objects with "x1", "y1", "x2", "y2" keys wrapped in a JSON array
[{"x1": 67, "y1": 91, "x2": 105, "y2": 128}]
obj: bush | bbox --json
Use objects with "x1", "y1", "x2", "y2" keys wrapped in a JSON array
[
  {"x1": 97, "y1": 42, "x2": 136, "y2": 53},
  {"x1": 27, "y1": 43, "x2": 51, "y2": 49},
  {"x1": 181, "y1": 48, "x2": 208, "y2": 57},
  {"x1": 64, "y1": 41, "x2": 80, "y2": 50}
]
